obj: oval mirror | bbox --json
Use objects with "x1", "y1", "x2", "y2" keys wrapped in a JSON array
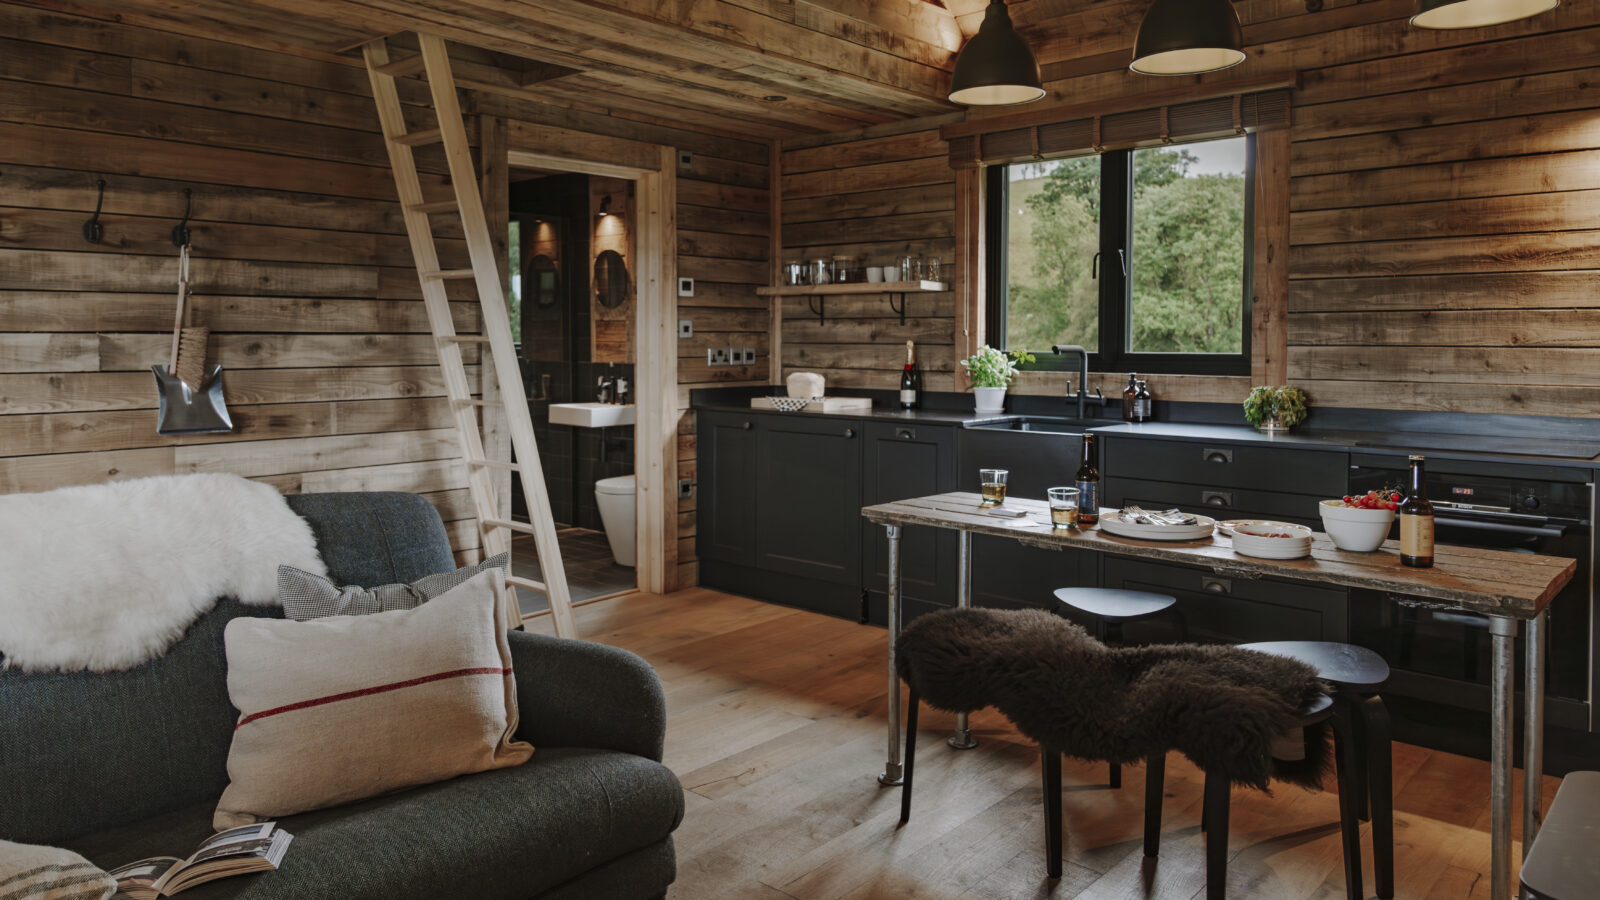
[
  {"x1": 594, "y1": 249, "x2": 630, "y2": 309},
  {"x1": 527, "y1": 254, "x2": 560, "y2": 308}
]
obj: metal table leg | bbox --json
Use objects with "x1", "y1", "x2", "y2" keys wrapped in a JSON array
[
  {"x1": 880, "y1": 524, "x2": 904, "y2": 786},
  {"x1": 949, "y1": 530, "x2": 979, "y2": 750},
  {"x1": 1488, "y1": 615, "x2": 1516, "y2": 900},
  {"x1": 1524, "y1": 609, "x2": 1547, "y2": 857}
]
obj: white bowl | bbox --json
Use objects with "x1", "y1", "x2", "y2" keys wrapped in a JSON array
[
  {"x1": 1232, "y1": 522, "x2": 1312, "y2": 559},
  {"x1": 1318, "y1": 500, "x2": 1396, "y2": 552}
]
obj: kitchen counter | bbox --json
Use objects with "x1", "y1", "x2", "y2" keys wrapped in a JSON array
[{"x1": 691, "y1": 396, "x2": 1600, "y2": 468}]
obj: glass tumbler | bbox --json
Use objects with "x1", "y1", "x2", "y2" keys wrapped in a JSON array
[
  {"x1": 898, "y1": 255, "x2": 921, "y2": 283},
  {"x1": 1048, "y1": 487, "x2": 1081, "y2": 528},
  {"x1": 979, "y1": 468, "x2": 1009, "y2": 507},
  {"x1": 924, "y1": 258, "x2": 943, "y2": 284}
]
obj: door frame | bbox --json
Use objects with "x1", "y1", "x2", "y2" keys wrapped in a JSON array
[{"x1": 506, "y1": 145, "x2": 678, "y2": 595}]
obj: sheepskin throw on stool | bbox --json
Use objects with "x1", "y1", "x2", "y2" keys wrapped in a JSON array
[{"x1": 0, "y1": 473, "x2": 325, "y2": 672}]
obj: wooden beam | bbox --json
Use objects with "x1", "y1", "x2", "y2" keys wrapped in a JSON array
[{"x1": 1252, "y1": 129, "x2": 1290, "y2": 387}]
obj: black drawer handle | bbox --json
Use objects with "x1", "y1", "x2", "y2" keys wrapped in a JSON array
[
  {"x1": 1203, "y1": 447, "x2": 1233, "y2": 464},
  {"x1": 897, "y1": 427, "x2": 916, "y2": 440},
  {"x1": 844, "y1": 428, "x2": 855, "y2": 439},
  {"x1": 1201, "y1": 490, "x2": 1232, "y2": 507},
  {"x1": 742, "y1": 421, "x2": 752, "y2": 430},
  {"x1": 1201, "y1": 577, "x2": 1231, "y2": 594}
]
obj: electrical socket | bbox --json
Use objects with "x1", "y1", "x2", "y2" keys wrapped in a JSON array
[
  {"x1": 678, "y1": 320, "x2": 693, "y2": 339},
  {"x1": 706, "y1": 347, "x2": 730, "y2": 366},
  {"x1": 678, "y1": 478, "x2": 693, "y2": 499},
  {"x1": 736, "y1": 347, "x2": 756, "y2": 365},
  {"x1": 677, "y1": 150, "x2": 694, "y2": 170},
  {"x1": 678, "y1": 277, "x2": 694, "y2": 297}
]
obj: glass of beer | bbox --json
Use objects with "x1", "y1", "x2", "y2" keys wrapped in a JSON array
[
  {"x1": 1048, "y1": 487, "x2": 1080, "y2": 528},
  {"x1": 979, "y1": 469, "x2": 1008, "y2": 506}
]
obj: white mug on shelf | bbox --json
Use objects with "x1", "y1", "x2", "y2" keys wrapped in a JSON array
[{"x1": 866, "y1": 266, "x2": 884, "y2": 283}]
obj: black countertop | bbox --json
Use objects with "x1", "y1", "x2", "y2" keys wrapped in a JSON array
[{"x1": 692, "y1": 396, "x2": 1600, "y2": 470}]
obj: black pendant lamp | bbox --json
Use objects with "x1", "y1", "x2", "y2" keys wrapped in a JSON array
[
  {"x1": 1130, "y1": 0, "x2": 1246, "y2": 76},
  {"x1": 1411, "y1": 0, "x2": 1558, "y2": 28},
  {"x1": 948, "y1": 0, "x2": 1045, "y2": 106}
]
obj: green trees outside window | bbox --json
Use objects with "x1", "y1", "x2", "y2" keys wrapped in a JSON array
[{"x1": 992, "y1": 135, "x2": 1252, "y2": 375}]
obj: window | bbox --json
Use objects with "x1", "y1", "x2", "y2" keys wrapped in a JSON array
[{"x1": 987, "y1": 135, "x2": 1253, "y2": 375}]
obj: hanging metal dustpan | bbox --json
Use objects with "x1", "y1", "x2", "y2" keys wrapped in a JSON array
[{"x1": 154, "y1": 231, "x2": 233, "y2": 435}]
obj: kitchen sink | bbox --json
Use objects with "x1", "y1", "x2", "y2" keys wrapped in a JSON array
[{"x1": 965, "y1": 416, "x2": 1093, "y2": 436}]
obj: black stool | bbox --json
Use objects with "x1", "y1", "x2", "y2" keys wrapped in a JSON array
[
  {"x1": 1241, "y1": 641, "x2": 1394, "y2": 900},
  {"x1": 1144, "y1": 692, "x2": 1355, "y2": 900},
  {"x1": 1053, "y1": 587, "x2": 1184, "y2": 789}
]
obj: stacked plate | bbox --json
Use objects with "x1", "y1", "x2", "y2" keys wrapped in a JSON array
[
  {"x1": 1230, "y1": 522, "x2": 1313, "y2": 559},
  {"x1": 1099, "y1": 511, "x2": 1216, "y2": 541}
]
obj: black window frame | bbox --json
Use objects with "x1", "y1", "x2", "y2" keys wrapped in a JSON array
[{"x1": 985, "y1": 135, "x2": 1255, "y2": 376}]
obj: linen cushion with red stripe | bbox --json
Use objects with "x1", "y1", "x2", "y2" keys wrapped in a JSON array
[{"x1": 213, "y1": 569, "x2": 533, "y2": 829}]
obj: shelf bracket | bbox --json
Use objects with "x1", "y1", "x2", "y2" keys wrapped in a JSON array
[
  {"x1": 888, "y1": 293, "x2": 906, "y2": 326},
  {"x1": 807, "y1": 295, "x2": 825, "y2": 325}
]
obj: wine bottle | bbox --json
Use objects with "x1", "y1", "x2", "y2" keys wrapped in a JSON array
[
  {"x1": 1133, "y1": 379, "x2": 1153, "y2": 423},
  {"x1": 1399, "y1": 454, "x2": 1434, "y2": 568},
  {"x1": 900, "y1": 340, "x2": 921, "y2": 410},
  {"x1": 1121, "y1": 373, "x2": 1138, "y2": 421},
  {"x1": 1075, "y1": 433, "x2": 1100, "y2": 526}
]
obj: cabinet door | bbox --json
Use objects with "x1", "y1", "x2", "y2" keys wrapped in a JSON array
[
  {"x1": 755, "y1": 416, "x2": 864, "y2": 586},
  {"x1": 1103, "y1": 557, "x2": 1349, "y2": 644},
  {"x1": 696, "y1": 410, "x2": 759, "y2": 567},
  {"x1": 1103, "y1": 437, "x2": 1348, "y2": 497},
  {"x1": 862, "y1": 422, "x2": 958, "y2": 623}
]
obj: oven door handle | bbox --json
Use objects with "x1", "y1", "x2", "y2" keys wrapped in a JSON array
[{"x1": 1433, "y1": 514, "x2": 1569, "y2": 540}]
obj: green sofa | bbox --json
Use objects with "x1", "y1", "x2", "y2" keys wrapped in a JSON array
[{"x1": 0, "y1": 492, "x2": 683, "y2": 899}]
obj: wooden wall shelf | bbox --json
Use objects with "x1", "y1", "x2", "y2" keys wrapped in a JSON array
[{"x1": 756, "y1": 281, "x2": 946, "y2": 297}]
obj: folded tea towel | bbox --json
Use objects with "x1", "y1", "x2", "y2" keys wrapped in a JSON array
[
  {"x1": 0, "y1": 473, "x2": 325, "y2": 672},
  {"x1": 0, "y1": 840, "x2": 115, "y2": 900}
]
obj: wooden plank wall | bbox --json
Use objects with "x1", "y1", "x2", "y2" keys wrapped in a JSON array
[
  {"x1": 0, "y1": 6, "x2": 772, "y2": 587},
  {"x1": 0, "y1": 6, "x2": 494, "y2": 563},
  {"x1": 778, "y1": 127, "x2": 959, "y2": 392},
  {"x1": 781, "y1": 4, "x2": 1600, "y2": 415}
]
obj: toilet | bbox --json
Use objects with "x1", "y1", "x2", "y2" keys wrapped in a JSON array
[{"x1": 594, "y1": 474, "x2": 636, "y2": 567}]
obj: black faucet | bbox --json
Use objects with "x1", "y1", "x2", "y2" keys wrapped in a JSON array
[{"x1": 1050, "y1": 344, "x2": 1107, "y2": 420}]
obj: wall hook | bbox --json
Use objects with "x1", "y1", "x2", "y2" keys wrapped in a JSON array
[
  {"x1": 170, "y1": 188, "x2": 193, "y2": 248},
  {"x1": 83, "y1": 178, "x2": 106, "y2": 245}
]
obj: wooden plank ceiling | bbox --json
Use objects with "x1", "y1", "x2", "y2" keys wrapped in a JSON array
[{"x1": 7, "y1": 0, "x2": 1007, "y2": 140}]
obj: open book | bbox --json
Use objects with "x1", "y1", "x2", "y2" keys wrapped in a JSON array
[{"x1": 108, "y1": 822, "x2": 293, "y2": 898}]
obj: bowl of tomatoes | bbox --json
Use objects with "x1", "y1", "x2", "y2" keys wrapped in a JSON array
[{"x1": 1319, "y1": 490, "x2": 1401, "y2": 552}]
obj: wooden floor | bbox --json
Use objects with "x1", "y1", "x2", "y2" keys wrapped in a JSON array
[{"x1": 525, "y1": 589, "x2": 1560, "y2": 900}]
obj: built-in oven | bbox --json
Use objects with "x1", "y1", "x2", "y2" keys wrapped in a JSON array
[{"x1": 1347, "y1": 457, "x2": 1595, "y2": 732}]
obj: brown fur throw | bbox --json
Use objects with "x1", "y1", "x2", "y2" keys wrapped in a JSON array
[{"x1": 897, "y1": 608, "x2": 1332, "y2": 791}]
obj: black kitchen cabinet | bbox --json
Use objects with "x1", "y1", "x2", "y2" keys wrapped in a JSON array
[
  {"x1": 862, "y1": 421, "x2": 959, "y2": 624},
  {"x1": 957, "y1": 426, "x2": 1093, "y2": 609},
  {"x1": 1103, "y1": 557, "x2": 1349, "y2": 644},
  {"x1": 755, "y1": 415, "x2": 864, "y2": 586},
  {"x1": 696, "y1": 409, "x2": 759, "y2": 567},
  {"x1": 1102, "y1": 437, "x2": 1347, "y2": 528}
]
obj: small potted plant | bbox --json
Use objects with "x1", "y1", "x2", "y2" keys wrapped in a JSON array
[
  {"x1": 1243, "y1": 385, "x2": 1310, "y2": 432},
  {"x1": 959, "y1": 345, "x2": 1034, "y2": 413}
]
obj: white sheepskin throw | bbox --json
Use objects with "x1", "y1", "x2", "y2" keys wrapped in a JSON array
[{"x1": 0, "y1": 473, "x2": 326, "y2": 672}]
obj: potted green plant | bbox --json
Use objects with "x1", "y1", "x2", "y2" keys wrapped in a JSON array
[
  {"x1": 959, "y1": 346, "x2": 1034, "y2": 413},
  {"x1": 1243, "y1": 385, "x2": 1310, "y2": 432}
]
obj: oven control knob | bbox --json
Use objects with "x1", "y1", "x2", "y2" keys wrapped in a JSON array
[{"x1": 1521, "y1": 495, "x2": 1541, "y2": 511}]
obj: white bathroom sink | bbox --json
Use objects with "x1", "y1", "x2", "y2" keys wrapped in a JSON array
[{"x1": 549, "y1": 402, "x2": 635, "y2": 428}]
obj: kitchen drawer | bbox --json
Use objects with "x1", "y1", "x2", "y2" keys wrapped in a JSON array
[
  {"x1": 1104, "y1": 476, "x2": 1325, "y2": 527},
  {"x1": 1103, "y1": 437, "x2": 1346, "y2": 497},
  {"x1": 1103, "y1": 557, "x2": 1348, "y2": 644}
]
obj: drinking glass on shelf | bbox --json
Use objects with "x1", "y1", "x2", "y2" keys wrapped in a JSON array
[
  {"x1": 831, "y1": 255, "x2": 856, "y2": 284},
  {"x1": 979, "y1": 469, "x2": 1009, "y2": 507},
  {"x1": 924, "y1": 258, "x2": 943, "y2": 285},
  {"x1": 1048, "y1": 487, "x2": 1081, "y2": 528},
  {"x1": 783, "y1": 261, "x2": 806, "y2": 286},
  {"x1": 898, "y1": 255, "x2": 921, "y2": 283},
  {"x1": 809, "y1": 258, "x2": 831, "y2": 285}
]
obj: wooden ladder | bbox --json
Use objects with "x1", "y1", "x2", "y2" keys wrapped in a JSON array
[{"x1": 362, "y1": 33, "x2": 576, "y2": 638}]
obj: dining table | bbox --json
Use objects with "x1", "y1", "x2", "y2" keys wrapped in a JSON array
[{"x1": 861, "y1": 492, "x2": 1577, "y2": 900}]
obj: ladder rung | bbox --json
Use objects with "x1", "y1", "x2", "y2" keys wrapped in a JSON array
[
  {"x1": 438, "y1": 334, "x2": 490, "y2": 344},
  {"x1": 409, "y1": 199, "x2": 458, "y2": 214},
  {"x1": 374, "y1": 54, "x2": 428, "y2": 77},
  {"x1": 420, "y1": 268, "x2": 476, "y2": 281},
  {"x1": 467, "y1": 457, "x2": 520, "y2": 472},
  {"x1": 507, "y1": 575, "x2": 547, "y2": 593},
  {"x1": 392, "y1": 127, "x2": 444, "y2": 147},
  {"x1": 454, "y1": 397, "x2": 502, "y2": 407},
  {"x1": 483, "y1": 518, "x2": 539, "y2": 536}
]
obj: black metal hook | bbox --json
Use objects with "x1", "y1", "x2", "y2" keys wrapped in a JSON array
[
  {"x1": 83, "y1": 178, "x2": 106, "y2": 244},
  {"x1": 807, "y1": 295, "x2": 825, "y2": 325},
  {"x1": 170, "y1": 188, "x2": 193, "y2": 248},
  {"x1": 888, "y1": 293, "x2": 906, "y2": 326}
]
